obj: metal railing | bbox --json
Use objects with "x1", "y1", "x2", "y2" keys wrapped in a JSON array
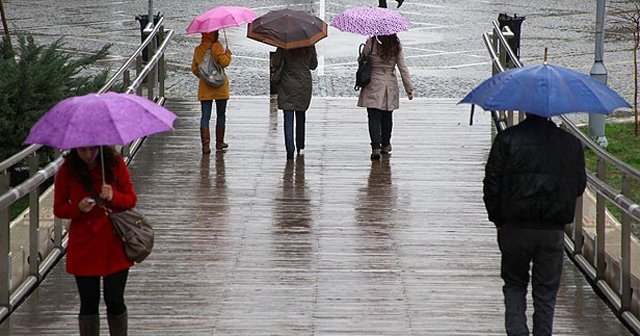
[
  {"x1": 0, "y1": 17, "x2": 174, "y2": 322},
  {"x1": 484, "y1": 21, "x2": 640, "y2": 334}
]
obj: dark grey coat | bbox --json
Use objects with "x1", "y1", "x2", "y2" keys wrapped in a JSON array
[{"x1": 273, "y1": 46, "x2": 318, "y2": 111}]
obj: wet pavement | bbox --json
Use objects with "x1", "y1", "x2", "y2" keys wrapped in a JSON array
[
  {"x1": 0, "y1": 1, "x2": 637, "y2": 334},
  {"x1": 2, "y1": 0, "x2": 635, "y2": 102},
  {"x1": 0, "y1": 98, "x2": 632, "y2": 335}
]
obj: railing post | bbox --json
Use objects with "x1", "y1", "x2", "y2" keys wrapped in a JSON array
[
  {"x1": 573, "y1": 195, "x2": 584, "y2": 255},
  {"x1": 595, "y1": 158, "x2": 607, "y2": 280},
  {"x1": 0, "y1": 170, "x2": 11, "y2": 310},
  {"x1": 146, "y1": 25, "x2": 157, "y2": 101},
  {"x1": 27, "y1": 154, "x2": 40, "y2": 280},
  {"x1": 621, "y1": 174, "x2": 632, "y2": 311},
  {"x1": 136, "y1": 56, "x2": 144, "y2": 97}
]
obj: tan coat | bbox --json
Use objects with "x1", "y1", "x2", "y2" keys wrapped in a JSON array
[
  {"x1": 191, "y1": 33, "x2": 232, "y2": 101},
  {"x1": 357, "y1": 37, "x2": 413, "y2": 111}
]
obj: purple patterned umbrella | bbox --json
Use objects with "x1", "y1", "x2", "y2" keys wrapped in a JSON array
[
  {"x1": 24, "y1": 92, "x2": 177, "y2": 149},
  {"x1": 331, "y1": 6, "x2": 410, "y2": 36}
]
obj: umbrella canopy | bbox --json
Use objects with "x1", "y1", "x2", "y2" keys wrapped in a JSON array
[
  {"x1": 459, "y1": 63, "x2": 631, "y2": 118},
  {"x1": 24, "y1": 92, "x2": 177, "y2": 149},
  {"x1": 331, "y1": 6, "x2": 410, "y2": 36},
  {"x1": 247, "y1": 9, "x2": 327, "y2": 49},
  {"x1": 187, "y1": 6, "x2": 258, "y2": 34}
]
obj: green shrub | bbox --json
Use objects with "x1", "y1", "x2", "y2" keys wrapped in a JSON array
[{"x1": 0, "y1": 33, "x2": 111, "y2": 161}]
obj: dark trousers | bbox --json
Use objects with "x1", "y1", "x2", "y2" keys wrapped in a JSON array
[
  {"x1": 498, "y1": 226, "x2": 564, "y2": 336},
  {"x1": 283, "y1": 110, "x2": 306, "y2": 154},
  {"x1": 200, "y1": 99, "x2": 228, "y2": 128},
  {"x1": 379, "y1": 0, "x2": 387, "y2": 7},
  {"x1": 75, "y1": 269, "x2": 129, "y2": 316},
  {"x1": 367, "y1": 108, "x2": 393, "y2": 150}
]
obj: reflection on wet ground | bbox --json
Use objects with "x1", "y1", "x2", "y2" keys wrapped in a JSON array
[{"x1": 0, "y1": 98, "x2": 633, "y2": 334}]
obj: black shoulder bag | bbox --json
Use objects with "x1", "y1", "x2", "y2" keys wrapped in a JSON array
[{"x1": 354, "y1": 42, "x2": 374, "y2": 91}]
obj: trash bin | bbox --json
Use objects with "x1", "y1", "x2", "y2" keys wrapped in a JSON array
[
  {"x1": 498, "y1": 13, "x2": 525, "y2": 66},
  {"x1": 135, "y1": 12, "x2": 162, "y2": 62}
]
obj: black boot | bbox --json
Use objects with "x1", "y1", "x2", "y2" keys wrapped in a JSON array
[
  {"x1": 79, "y1": 314, "x2": 99, "y2": 336},
  {"x1": 107, "y1": 311, "x2": 128, "y2": 336},
  {"x1": 396, "y1": 0, "x2": 404, "y2": 8},
  {"x1": 378, "y1": 0, "x2": 387, "y2": 8}
]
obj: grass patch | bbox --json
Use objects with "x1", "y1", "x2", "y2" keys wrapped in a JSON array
[{"x1": 579, "y1": 121, "x2": 640, "y2": 236}]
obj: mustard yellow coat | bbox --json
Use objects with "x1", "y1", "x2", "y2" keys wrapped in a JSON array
[{"x1": 191, "y1": 33, "x2": 232, "y2": 100}]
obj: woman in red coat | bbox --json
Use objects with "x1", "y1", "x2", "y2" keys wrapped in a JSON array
[{"x1": 54, "y1": 145, "x2": 137, "y2": 336}]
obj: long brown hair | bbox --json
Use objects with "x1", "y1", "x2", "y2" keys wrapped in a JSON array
[
  {"x1": 377, "y1": 34, "x2": 401, "y2": 62},
  {"x1": 65, "y1": 146, "x2": 118, "y2": 187}
]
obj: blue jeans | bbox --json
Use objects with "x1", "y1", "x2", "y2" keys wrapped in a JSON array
[
  {"x1": 283, "y1": 110, "x2": 306, "y2": 154},
  {"x1": 498, "y1": 226, "x2": 564, "y2": 336},
  {"x1": 200, "y1": 99, "x2": 227, "y2": 128},
  {"x1": 367, "y1": 108, "x2": 393, "y2": 150}
]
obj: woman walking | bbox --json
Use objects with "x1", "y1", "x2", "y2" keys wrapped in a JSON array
[
  {"x1": 357, "y1": 34, "x2": 414, "y2": 160},
  {"x1": 53, "y1": 146, "x2": 137, "y2": 335},
  {"x1": 272, "y1": 45, "x2": 318, "y2": 160},
  {"x1": 191, "y1": 31, "x2": 232, "y2": 154}
]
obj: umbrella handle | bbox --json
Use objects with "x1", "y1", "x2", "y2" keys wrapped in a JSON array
[
  {"x1": 100, "y1": 146, "x2": 106, "y2": 185},
  {"x1": 223, "y1": 29, "x2": 228, "y2": 49}
]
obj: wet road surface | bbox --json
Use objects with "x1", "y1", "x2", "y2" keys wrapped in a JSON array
[
  {"x1": 2, "y1": 0, "x2": 635, "y2": 101},
  {"x1": 0, "y1": 98, "x2": 632, "y2": 335}
]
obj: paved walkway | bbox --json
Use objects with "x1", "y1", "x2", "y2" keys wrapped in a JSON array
[{"x1": 0, "y1": 97, "x2": 631, "y2": 335}]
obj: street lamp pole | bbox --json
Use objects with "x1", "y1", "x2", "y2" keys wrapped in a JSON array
[
  {"x1": 590, "y1": 0, "x2": 608, "y2": 147},
  {"x1": 148, "y1": 0, "x2": 154, "y2": 27}
]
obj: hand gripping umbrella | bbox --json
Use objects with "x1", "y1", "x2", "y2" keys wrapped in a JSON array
[{"x1": 24, "y1": 91, "x2": 177, "y2": 183}]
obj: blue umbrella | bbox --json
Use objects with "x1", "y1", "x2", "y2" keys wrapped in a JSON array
[{"x1": 459, "y1": 63, "x2": 631, "y2": 118}]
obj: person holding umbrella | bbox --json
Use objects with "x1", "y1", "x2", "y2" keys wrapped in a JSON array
[
  {"x1": 247, "y1": 9, "x2": 327, "y2": 160},
  {"x1": 272, "y1": 45, "x2": 318, "y2": 160},
  {"x1": 53, "y1": 145, "x2": 137, "y2": 335},
  {"x1": 188, "y1": 6, "x2": 259, "y2": 154},
  {"x1": 191, "y1": 30, "x2": 232, "y2": 154},
  {"x1": 357, "y1": 34, "x2": 414, "y2": 160},
  {"x1": 25, "y1": 91, "x2": 177, "y2": 336},
  {"x1": 460, "y1": 55, "x2": 632, "y2": 335},
  {"x1": 331, "y1": 7, "x2": 414, "y2": 160}
]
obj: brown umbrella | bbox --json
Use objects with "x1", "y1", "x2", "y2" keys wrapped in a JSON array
[{"x1": 247, "y1": 9, "x2": 328, "y2": 49}]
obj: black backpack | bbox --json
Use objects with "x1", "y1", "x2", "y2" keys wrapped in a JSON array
[{"x1": 354, "y1": 43, "x2": 373, "y2": 91}]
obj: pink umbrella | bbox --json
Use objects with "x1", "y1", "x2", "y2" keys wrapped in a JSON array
[
  {"x1": 186, "y1": 6, "x2": 259, "y2": 35},
  {"x1": 331, "y1": 6, "x2": 410, "y2": 36}
]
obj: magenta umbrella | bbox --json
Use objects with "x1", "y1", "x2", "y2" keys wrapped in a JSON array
[
  {"x1": 24, "y1": 92, "x2": 177, "y2": 182},
  {"x1": 331, "y1": 6, "x2": 410, "y2": 36},
  {"x1": 186, "y1": 6, "x2": 258, "y2": 34},
  {"x1": 24, "y1": 92, "x2": 176, "y2": 149}
]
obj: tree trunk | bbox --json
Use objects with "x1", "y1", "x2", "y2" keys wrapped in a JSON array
[{"x1": 0, "y1": 0, "x2": 11, "y2": 50}]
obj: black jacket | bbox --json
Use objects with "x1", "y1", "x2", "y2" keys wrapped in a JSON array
[{"x1": 483, "y1": 115, "x2": 587, "y2": 229}]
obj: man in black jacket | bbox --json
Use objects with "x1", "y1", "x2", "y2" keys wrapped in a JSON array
[{"x1": 483, "y1": 114, "x2": 586, "y2": 336}]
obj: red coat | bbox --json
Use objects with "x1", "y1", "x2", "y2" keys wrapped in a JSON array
[{"x1": 53, "y1": 156, "x2": 137, "y2": 276}]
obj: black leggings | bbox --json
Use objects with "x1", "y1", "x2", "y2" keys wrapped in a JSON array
[{"x1": 75, "y1": 269, "x2": 129, "y2": 316}]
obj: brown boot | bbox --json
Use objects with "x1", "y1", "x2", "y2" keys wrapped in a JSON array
[
  {"x1": 200, "y1": 127, "x2": 211, "y2": 154},
  {"x1": 215, "y1": 127, "x2": 229, "y2": 151},
  {"x1": 107, "y1": 311, "x2": 128, "y2": 336},
  {"x1": 79, "y1": 314, "x2": 100, "y2": 336}
]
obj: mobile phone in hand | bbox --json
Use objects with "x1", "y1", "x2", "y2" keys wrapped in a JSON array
[{"x1": 86, "y1": 198, "x2": 96, "y2": 204}]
